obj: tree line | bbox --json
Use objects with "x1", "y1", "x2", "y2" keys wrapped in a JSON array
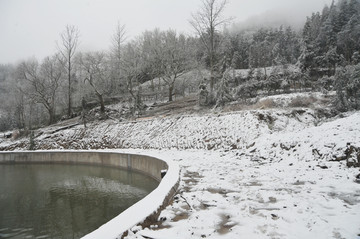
[
  {"x1": 299, "y1": 0, "x2": 360, "y2": 73},
  {"x1": 0, "y1": 0, "x2": 359, "y2": 131}
]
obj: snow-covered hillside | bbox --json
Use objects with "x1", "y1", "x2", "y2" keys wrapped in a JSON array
[
  {"x1": 1, "y1": 108, "x2": 321, "y2": 151},
  {"x1": 0, "y1": 92, "x2": 335, "y2": 151}
]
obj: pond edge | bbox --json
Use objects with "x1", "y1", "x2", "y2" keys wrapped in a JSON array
[{"x1": 0, "y1": 150, "x2": 180, "y2": 239}]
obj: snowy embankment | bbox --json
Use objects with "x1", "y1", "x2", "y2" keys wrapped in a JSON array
[
  {"x1": 2, "y1": 109, "x2": 323, "y2": 151},
  {"x1": 0, "y1": 92, "x2": 337, "y2": 153},
  {"x1": 53, "y1": 109, "x2": 315, "y2": 150}
]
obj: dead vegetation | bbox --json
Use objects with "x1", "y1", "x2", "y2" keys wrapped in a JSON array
[
  {"x1": 288, "y1": 95, "x2": 317, "y2": 108},
  {"x1": 223, "y1": 93, "x2": 334, "y2": 112},
  {"x1": 330, "y1": 144, "x2": 360, "y2": 167},
  {"x1": 217, "y1": 214, "x2": 237, "y2": 235}
]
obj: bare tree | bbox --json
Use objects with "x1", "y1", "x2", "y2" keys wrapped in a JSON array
[
  {"x1": 16, "y1": 55, "x2": 63, "y2": 125},
  {"x1": 190, "y1": 0, "x2": 231, "y2": 92},
  {"x1": 110, "y1": 22, "x2": 126, "y2": 93},
  {"x1": 79, "y1": 51, "x2": 110, "y2": 114},
  {"x1": 151, "y1": 30, "x2": 193, "y2": 101},
  {"x1": 121, "y1": 39, "x2": 145, "y2": 112},
  {"x1": 0, "y1": 65, "x2": 27, "y2": 130},
  {"x1": 57, "y1": 25, "x2": 80, "y2": 117},
  {"x1": 141, "y1": 29, "x2": 163, "y2": 92}
]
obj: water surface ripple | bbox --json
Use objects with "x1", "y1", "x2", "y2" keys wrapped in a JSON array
[{"x1": 0, "y1": 164, "x2": 158, "y2": 239}]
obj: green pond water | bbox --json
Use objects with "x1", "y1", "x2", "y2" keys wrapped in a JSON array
[{"x1": 0, "y1": 163, "x2": 158, "y2": 239}]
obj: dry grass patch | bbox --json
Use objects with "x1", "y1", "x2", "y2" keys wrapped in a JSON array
[{"x1": 288, "y1": 95, "x2": 317, "y2": 108}]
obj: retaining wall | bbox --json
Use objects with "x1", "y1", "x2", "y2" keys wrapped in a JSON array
[{"x1": 0, "y1": 150, "x2": 179, "y2": 239}]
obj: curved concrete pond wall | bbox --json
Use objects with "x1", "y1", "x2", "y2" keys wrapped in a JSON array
[{"x1": 0, "y1": 150, "x2": 180, "y2": 239}]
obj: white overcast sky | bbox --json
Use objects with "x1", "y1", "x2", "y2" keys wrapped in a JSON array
[{"x1": 0, "y1": 0, "x2": 331, "y2": 64}]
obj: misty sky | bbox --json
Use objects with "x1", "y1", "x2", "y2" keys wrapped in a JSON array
[{"x1": 0, "y1": 0, "x2": 331, "y2": 64}]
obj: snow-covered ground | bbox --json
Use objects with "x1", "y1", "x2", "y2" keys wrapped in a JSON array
[
  {"x1": 1, "y1": 92, "x2": 359, "y2": 238},
  {"x1": 256, "y1": 91, "x2": 336, "y2": 108},
  {"x1": 120, "y1": 148, "x2": 360, "y2": 239},
  {"x1": 120, "y1": 111, "x2": 360, "y2": 239},
  {"x1": 234, "y1": 64, "x2": 300, "y2": 79}
]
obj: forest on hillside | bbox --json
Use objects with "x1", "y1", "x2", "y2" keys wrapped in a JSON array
[{"x1": 0, "y1": 0, "x2": 359, "y2": 131}]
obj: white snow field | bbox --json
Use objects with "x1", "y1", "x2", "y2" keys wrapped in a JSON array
[{"x1": 119, "y1": 111, "x2": 360, "y2": 239}]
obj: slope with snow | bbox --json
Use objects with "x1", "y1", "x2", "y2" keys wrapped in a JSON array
[
  {"x1": 122, "y1": 111, "x2": 360, "y2": 239},
  {"x1": 0, "y1": 108, "x2": 322, "y2": 152}
]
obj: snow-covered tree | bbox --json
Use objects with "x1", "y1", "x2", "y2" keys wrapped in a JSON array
[
  {"x1": 79, "y1": 51, "x2": 111, "y2": 114},
  {"x1": 57, "y1": 25, "x2": 80, "y2": 117},
  {"x1": 152, "y1": 30, "x2": 193, "y2": 102},
  {"x1": 337, "y1": 14, "x2": 360, "y2": 62},
  {"x1": 16, "y1": 55, "x2": 64, "y2": 125},
  {"x1": 109, "y1": 22, "x2": 126, "y2": 94},
  {"x1": 335, "y1": 63, "x2": 360, "y2": 111},
  {"x1": 190, "y1": 0, "x2": 232, "y2": 92},
  {"x1": 214, "y1": 69, "x2": 233, "y2": 107},
  {"x1": 121, "y1": 39, "x2": 146, "y2": 113},
  {"x1": 299, "y1": 13, "x2": 322, "y2": 72}
]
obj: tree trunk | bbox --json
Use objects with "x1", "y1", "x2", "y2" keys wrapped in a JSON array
[
  {"x1": 209, "y1": 21, "x2": 215, "y2": 92},
  {"x1": 210, "y1": 48, "x2": 214, "y2": 92},
  {"x1": 67, "y1": 59, "x2": 72, "y2": 117},
  {"x1": 151, "y1": 79, "x2": 155, "y2": 92},
  {"x1": 96, "y1": 92, "x2": 105, "y2": 113},
  {"x1": 168, "y1": 84, "x2": 174, "y2": 102},
  {"x1": 264, "y1": 66, "x2": 267, "y2": 79},
  {"x1": 48, "y1": 108, "x2": 55, "y2": 125},
  {"x1": 29, "y1": 103, "x2": 33, "y2": 130},
  {"x1": 18, "y1": 96, "x2": 25, "y2": 129}
]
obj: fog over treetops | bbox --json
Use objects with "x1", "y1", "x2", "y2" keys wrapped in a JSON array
[{"x1": 0, "y1": 0, "x2": 331, "y2": 64}]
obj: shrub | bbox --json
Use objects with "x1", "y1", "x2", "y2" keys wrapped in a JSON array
[
  {"x1": 335, "y1": 64, "x2": 360, "y2": 111},
  {"x1": 254, "y1": 99, "x2": 276, "y2": 109},
  {"x1": 289, "y1": 96, "x2": 317, "y2": 108},
  {"x1": 234, "y1": 80, "x2": 261, "y2": 100}
]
